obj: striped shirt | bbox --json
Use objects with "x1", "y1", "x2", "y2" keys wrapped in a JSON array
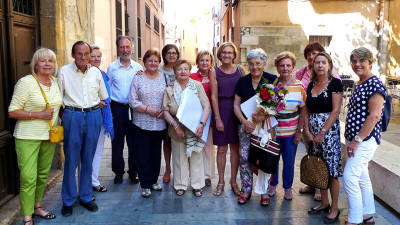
[
  {"x1": 8, "y1": 75, "x2": 63, "y2": 140},
  {"x1": 276, "y1": 80, "x2": 306, "y2": 138}
]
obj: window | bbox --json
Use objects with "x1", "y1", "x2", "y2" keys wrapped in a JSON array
[
  {"x1": 137, "y1": 17, "x2": 142, "y2": 58},
  {"x1": 145, "y1": 4, "x2": 150, "y2": 26},
  {"x1": 154, "y1": 16, "x2": 160, "y2": 34},
  {"x1": 13, "y1": 0, "x2": 34, "y2": 15},
  {"x1": 116, "y1": 0, "x2": 122, "y2": 38},
  {"x1": 309, "y1": 35, "x2": 332, "y2": 48}
]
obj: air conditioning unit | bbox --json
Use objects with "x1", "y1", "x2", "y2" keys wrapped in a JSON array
[{"x1": 224, "y1": 0, "x2": 231, "y2": 6}]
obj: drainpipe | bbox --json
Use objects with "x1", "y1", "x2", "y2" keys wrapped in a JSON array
[{"x1": 377, "y1": 0, "x2": 386, "y2": 75}]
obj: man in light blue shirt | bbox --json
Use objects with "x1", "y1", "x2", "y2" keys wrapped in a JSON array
[{"x1": 107, "y1": 36, "x2": 143, "y2": 184}]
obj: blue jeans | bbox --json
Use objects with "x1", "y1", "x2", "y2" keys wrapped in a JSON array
[
  {"x1": 270, "y1": 136, "x2": 298, "y2": 189},
  {"x1": 61, "y1": 109, "x2": 102, "y2": 206}
]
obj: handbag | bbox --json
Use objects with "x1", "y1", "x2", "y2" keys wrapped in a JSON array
[
  {"x1": 248, "y1": 117, "x2": 280, "y2": 174},
  {"x1": 300, "y1": 142, "x2": 330, "y2": 190},
  {"x1": 33, "y1": 74, "x2": 64, "y2": 143}
]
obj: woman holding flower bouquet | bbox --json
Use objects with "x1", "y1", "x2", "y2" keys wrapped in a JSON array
[
  {"x1": 304, "y1": 52, "x2": 343, "y2": 224},
  {"x1": 210, "y1": 42, "x2": 245, "y2": 196},
  {"x1": 267, "y1": 51, "x2": 306, "y2": 201},
  {"x1": 233, "y1": 48, "x2": 277, "y2": 205}
]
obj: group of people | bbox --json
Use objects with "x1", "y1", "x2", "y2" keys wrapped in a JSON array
[{"x1": 9, "y1": 37, "x2": 385, "y2": 225}]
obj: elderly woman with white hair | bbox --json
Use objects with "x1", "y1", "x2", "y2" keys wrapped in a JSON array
[
  {"x1": 8, "y1": 48, "x2": 62, "y2": 225},
  {"x1": 233, "y1": 48, "x2": 277, "y2": 206},
  {"x1": 343, "y1": 47, "x2": 386, "y2": 225}
]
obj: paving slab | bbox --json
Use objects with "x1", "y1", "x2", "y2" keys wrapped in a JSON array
[{"x1": 11, "y1": 138, "x2": 400, "y2": 225}]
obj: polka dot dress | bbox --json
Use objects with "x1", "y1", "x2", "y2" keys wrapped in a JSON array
[{"x1": 345, "y1": 76, "x2": 386, "y2": 144}]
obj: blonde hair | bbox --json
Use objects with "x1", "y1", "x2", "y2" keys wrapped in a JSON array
[
  {"x1": 196, "y1": 50, "x2": 215, "y2": 68},
  {"x1": 30, "y1": 48, "x2": 58, "y2": 75},
  {"x1": 216, "y1": 42, "x2": 238, "y2": 62},
  {"x1": 274, "y1": 51, "x2": 296, "y2": 68},
  {"x1": 310, "y1": 52, "x2": 333, "y2": 81}
]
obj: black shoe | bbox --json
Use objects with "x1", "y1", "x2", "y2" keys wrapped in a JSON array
[
  {"x1": 61, "y1": 205, "x2": 73, "y2": 217},
  {"x1": 308, "y1": 204, "x2": 331, "y2": 214},
  {"x1": 79, "y1": 200, "x2": 98, "y2": 212},
  {"x1": 129, "y1": 174, "x2": 139, "y2": 184},
  {"x1": 323, "y1": 210, "x2": 340, "y2": 224},
  {"x1": 114, "y1": 174, "x2": 123, "y2": 184}
]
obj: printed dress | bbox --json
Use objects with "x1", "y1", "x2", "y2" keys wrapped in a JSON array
[{"x1": 306, "y1": 78, "x2": 343, "y2": 178}]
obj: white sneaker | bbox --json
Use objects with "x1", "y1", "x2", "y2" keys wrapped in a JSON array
[
  {"x1": 141, "y1": 188, "x2": 151, "y2": 198},
  {"x1": 151, "y1": 183, "x2": 162, "y2": 191}
]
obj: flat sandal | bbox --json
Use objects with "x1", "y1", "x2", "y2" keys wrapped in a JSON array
[
  {"x1": 213, "y1": 183, "x2": 224, "y2": 196},
  {"x1": 33, "y1": 206, "x2": 56, "y2": 220}
]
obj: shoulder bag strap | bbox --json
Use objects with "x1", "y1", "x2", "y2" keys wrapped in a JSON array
[
  {"x1": 266, "y1": 117, "x2": 275, "y2": 140},
  {"x1": 32, "y1": 74, "x2": 53, "y2": 129}
]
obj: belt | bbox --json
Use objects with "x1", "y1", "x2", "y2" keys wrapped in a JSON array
[
  {"x1": 65, "y1": 105, "x2": 100, "y2": 112},
  {"x1": 275, "y1": 111, "x2": 299, "y2": 120},
  {"x1": 111, "y1": 101, "x2": 129, "y2": 107}
]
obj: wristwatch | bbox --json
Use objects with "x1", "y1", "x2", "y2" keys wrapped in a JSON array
[
  {"x1": 354, "y1": 135, "x2": 363, "y2": 143},
  {"x1": 200, "y1": 121, "x2": 205, "y2": 126}
]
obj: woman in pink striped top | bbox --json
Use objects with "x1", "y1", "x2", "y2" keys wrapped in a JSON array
[{"x1": 267, "y1": 51, "x2": 306, "y2": 200}]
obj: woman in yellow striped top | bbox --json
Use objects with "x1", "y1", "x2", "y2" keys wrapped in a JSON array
[{"x1": 8, "y1": 48, "x2": 62, "y2": 225}]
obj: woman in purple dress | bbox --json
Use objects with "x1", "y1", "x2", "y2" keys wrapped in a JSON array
[{"x1": 210, "y1": 42, "x2": 245, "y2": 196}]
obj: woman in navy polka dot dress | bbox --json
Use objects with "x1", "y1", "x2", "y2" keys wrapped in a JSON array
[{"x1": 343, "y1": 47, "x2": 386, "y2": 225}]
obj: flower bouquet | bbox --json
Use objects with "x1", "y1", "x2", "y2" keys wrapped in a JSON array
[{"x1": 255, "y1": 81, "x2": 287, "y2": 116}]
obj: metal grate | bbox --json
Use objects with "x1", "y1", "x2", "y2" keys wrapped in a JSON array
[{"x1": 13, "y1": 0, "x2": 34, "y2": 15}]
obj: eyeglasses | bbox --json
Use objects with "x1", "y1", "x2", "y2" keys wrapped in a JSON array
[
  {"x1": 166, "y1": 52, "x2": 177, "y2": 56},
  {"x1": 75, "y1": 53, "x2": 90, "y2": 58},
  {"x1": 176, "y1": 68, "x2": 189, "y2": 72},
  {"x1": 248, "y1": 62, "x2": 263, "y2": 67},
  {"x1": 221, "y1": 51, "x2": 234, "y2": 55}
]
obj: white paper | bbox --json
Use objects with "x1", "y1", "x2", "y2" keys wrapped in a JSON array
[
  {"x1": 240, "y1": 95, "x2": 278, "y2": 127},
  {"x1": 240, "y1": 95, "x2": 257, "y2": 120},
  {"x1": 176, "y1": 89, "x2": 211, "y2": 142}
]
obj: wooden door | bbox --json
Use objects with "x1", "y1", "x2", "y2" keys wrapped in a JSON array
[{"x1": 0, "y1": 0, "x2": 40, "y2": 206}]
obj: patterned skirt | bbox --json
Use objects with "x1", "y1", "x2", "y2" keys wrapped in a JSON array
[{"x1": 309, "y1": 113, "x2": 343, "y2": 178}]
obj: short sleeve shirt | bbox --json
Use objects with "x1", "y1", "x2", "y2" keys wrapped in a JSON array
[
  {"x1": 344, "y1": 76, "x2": 386, "y2": 144},
  {"x1": 234, "y1": 72, "x2": 277, "y2": 120},
  {"x1": 306, "y1": 78, "x2": 343, "y2": 113},
  {"x1": 235, "y1": 72, "x2": 277, "y2": 103}
]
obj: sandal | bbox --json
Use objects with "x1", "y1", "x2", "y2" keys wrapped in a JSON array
[
  {"x1": 362, "y1": 216, "x2": 375, "y2": 224},
  {"x1": 93, "y1": 185, "x2": 107, "y2": 192},
  {"x1": 299, "y1": 185, "x2": 315, "y2": 194},
  {"x1": 230, "y1": 183, "x2": 241, "y2": 196},
  {"x1": 314, "y1": 189, "x2": 322, "y2": 201},
  {"x1": 33, "y1": 206, "x2": 56, "y2": 220},
  {"x1": 212, "y1": 183, "x2": 224, "y2": 196},
  {"x1": 260, "y1": 194, "x2": 270, "y2": 206},
  {"x1": 175, "y1": 189, "x2": 185, "y2": 196},
  {"x1": 23, "y1": 219, "x2": 33, "y2": 225},
  {"x1": 267, "y1": 185, "x2": 276, "y2": 197},
  {"x1": 192, "y1": 189, "x2": 202, "y2": 197},
  {"x1": 237, "y1": 193, "x2": 251, "y2": 204}
]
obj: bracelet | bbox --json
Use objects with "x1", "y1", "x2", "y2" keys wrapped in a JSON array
[
  {"x1": 28, "y1": 112, "x2": 32, "y2": 120},
  {"x1": 144, "y1": 105, "x2": 148, "y2": 113},
  {"x1": 174, "y1": 123, "x2": 180, "y2": 129},
  {"x1": 321, "y1": 128, "x2": 327, "y2": 133},
  {"x1": 215, "y1": 116, "x2": 221, "y2": 120}
]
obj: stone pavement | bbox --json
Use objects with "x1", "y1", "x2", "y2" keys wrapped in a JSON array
[{"x1": 12, "y1": 139, "x2": 400, "y2": 225}]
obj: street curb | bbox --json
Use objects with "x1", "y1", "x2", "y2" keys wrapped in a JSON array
[{"x1": 0, "y1": 169, "x2": 63, "y2": 225}]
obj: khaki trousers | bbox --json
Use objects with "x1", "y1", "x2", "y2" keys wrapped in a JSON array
[{"x1": 171, "y1": 138, "x2": 204, "y2": 190}]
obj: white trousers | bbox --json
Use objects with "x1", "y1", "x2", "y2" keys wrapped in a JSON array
[
  {"x1": 92, "y1": 126, "x2": 105, "y2": 187},
  {"x1": 202, "y1": 128, "x2": 215, "y2": 179},
  {"x1": 172, "y1": 138, "x2": 204, "y2": 190},
  {"x1": 343, "y1": 138, "x2": 378, "y2": 224}
]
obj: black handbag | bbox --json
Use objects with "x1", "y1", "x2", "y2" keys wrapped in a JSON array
[{"x1": 248, "y1": 118, "x2": 280, "y2": 174}]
